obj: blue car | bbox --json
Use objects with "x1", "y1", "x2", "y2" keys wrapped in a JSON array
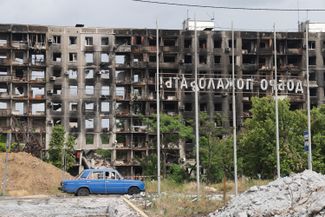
[{"x1": 61, "y1": 168, "x2": 145, "y2": 196}]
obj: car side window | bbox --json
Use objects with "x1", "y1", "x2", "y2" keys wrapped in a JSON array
[
  {"x1": 89, "y1": 171, "x2": 104, "y2": 180},
  {"x1": 105, "y1": 172, "x2": 110, "y2": 179}
]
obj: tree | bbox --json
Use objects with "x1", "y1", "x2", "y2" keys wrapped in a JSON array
[
  {"x1": 144, "y1": 113, "x2": 193, "y2": 179},
  {"x1": 199, "y1": 112, "x2": 234, "y2": 183},
  {"x1": 239, "y1": 97, "x2": 307, "y2": 179},
  {"x1": 48, "y1": 125, "x2": 76, "y2": 170},
  {"x1": 311, "y1": 105, "x2": 325, "y2": 173}
]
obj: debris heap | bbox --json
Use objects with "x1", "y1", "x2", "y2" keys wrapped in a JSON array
[
  {"x1": 209, "y1": 170, "x2": 325, "y2": 217},
  {"x1": 0, "y1": 152, "x2": 72, "y2": 196}
]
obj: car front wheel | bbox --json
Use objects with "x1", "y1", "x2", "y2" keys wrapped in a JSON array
[
  {"x1": 76, "y1": 187, "x2": 90, "y2": 196},
  {"x1": 128, "y1": 186, "x2": 140, "y2": 195}
]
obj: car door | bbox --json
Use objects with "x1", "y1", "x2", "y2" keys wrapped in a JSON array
[
  {"x1": 105, "y1": 171, "x2": 125, "y2": 194},
  {"x1": 87, "y1": 171, "x2": 106, "y2": 194}
]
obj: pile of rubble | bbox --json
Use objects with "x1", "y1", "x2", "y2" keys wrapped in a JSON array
[
  {"x1": 0, "y1": 152, "x2": 72, "y2": 196},
  {"x1": 209, "y1": 170, "x2": 325, "y2": 217}
]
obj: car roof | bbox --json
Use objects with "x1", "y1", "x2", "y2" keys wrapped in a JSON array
[{"x1": 83, "y1": 168, "x2": 117, "y2": 172}]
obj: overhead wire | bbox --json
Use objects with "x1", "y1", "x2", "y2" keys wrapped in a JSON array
[{"x1": 132, "y1": 0, "x2": 325, "y2": 12}]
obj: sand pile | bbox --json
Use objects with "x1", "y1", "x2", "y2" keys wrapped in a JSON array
[
  {"x1": 209, "y1": 170, "x2": 325, "y2": 217},
  {"x1": 0, "y1": 152, "x2": 72, "y2": 196}
]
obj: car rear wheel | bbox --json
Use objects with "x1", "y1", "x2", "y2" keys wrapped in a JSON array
[
  {"x1": 76, "y1": 187, "x2": 90, "y2": 196},
  {"x1": 128, "y1": 186, "x2": 140, "y2": 195}
]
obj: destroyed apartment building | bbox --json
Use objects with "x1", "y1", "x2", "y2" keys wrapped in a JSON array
[{"x1": 0, "y1": 21, "x2": 324, "y2": 176}]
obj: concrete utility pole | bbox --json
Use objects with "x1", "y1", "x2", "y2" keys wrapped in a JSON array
[
  {"x1": 274, "y1": 24, "x2": 281, "y2": 179},
  {"x1": 194, "y1": 16, "x2": 200, "y2": 199},
  {"x1": 231, "y1": 22, "x2": 238, "y2": 196},
  {"x1": 1, "y1": 132, "x2": 11, "y2": 195},
  {"x1": 156, "y1": 19, "x2": 161, "y2": 195},
  {"x1": 305, "y1": 20, "x2": 313, "y2": 170}
]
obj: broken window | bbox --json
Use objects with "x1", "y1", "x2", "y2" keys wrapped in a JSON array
[
  {"x1": 68, "y1": 69, "x2": 77, "y2": 79},
  {"x1": 53, "y1": 53, "x2": 61, "y2": 62},
  {"x1": 116, "y1": 87, "x2": 125, "y2": 99},
  {"x1": 184, "y1": 39, "x2": 191, "y2": 48},
  {"x1": 31, "y1": 70, "x2": 45, "y2": 81},
  {"x1": 214, "y1": 103, "x2": 222, "y2": 111},
  {"x1": 86, "y1": 134, "x2": 93, "y2": 144},
  {"x1": 133, "y1": 53, "x2": 141, "y2": 62},
  {"x1": 0, "y1": 84, "x2": 8, "y2": 96},
  {"x1": 15, "y1": 69, "x2": 24, "y2": 79},
  {"x1": 14, "y1": 85, "x2": 25, "y2": 96},
  {"x1": 200, "y1": 103, "x2": 207, "y2": 112},
  {"x1": 53, "y1": 35, "x2": 61, "y2": 44},
  {"x1": 101, "y1": 53, "x2": 109, "y2": 63},
  {"x1": 31, "y1": 87, "x2": 44, "y2": 99},
  {"x1": 0, "y1": 102, "x2": 7, "y2": 109},
  {"x1": 135, "y1": 36, "x2": 142, "y2": 45},
  {"x1": 287, "y1": 39, "x2": 302, "y2": 49},
  {"x1": 0, "y1": 34, "x2": 7, "y2": 46},
  {"x1": 85, "y1": 85, "x2": 94, "y2": 95},
  {"x1": 0, "y1": 51, "x2": 7, "y2": 60},
  {"x1": 116, "y1": 36, "x2": 131, "y2": 45},
  {"x1": 85, "y1": 69, "x2": 94, "y2": 79},
  {"x1": 52, "y1": 102, "x2": 62, "y2": 112},
  {"x1": 214, "y1": 38, "x2": 222, "y2": 48},
  {"x1": 69, "y1": 36, "x2": 77, "y2": 45},
  {"x1": 85, "y1": 37, "x2": 93, "y2": 46},
  {"x1": 164, "y1": 38, "x2": 176, "y2": 46},
  {"x1": 149, "y1": 55, "x2": 156, "y2": 62},
  {"x1": 101, "y1": 134, "x2": 109, "y2": 144},
  {"x1": 53, "y1": 85, "x2": 62, "y2": 95},
  {"x1": 14, "y1": 51, "x2": 24, "y2": 64},
  {"x1": 69, "y1": 118, "x2": 78, "y2": 130},
  {"x1": 116, "y1": 55, "x2": 126, "y2": 64},
  {"x1": 101, "y1": 102, "x2": 110, "y2": 112},
  {"x1": 52, "y1": 69, "x2": 61, "y2": 78},
  {"x1": 69, "y1": 53, "x2": 77, "y2": 62},
  {"x1": 199, "y1": 55, "x2": 207, "y2": 64},
  {"x1": 184, "y1": 103, "x2": 192, "y2": 111},
  {"x1": 101, "y1": 37, "x2": 109, "y2": 45},
  {"x1": 85, "y1": 119, "x2": 94, "y2": 129},
  {"x1": 101, "y1": 86, "x2": 110, "y2": 96},
  {"x1": 31, "y1": 54, "x2": 45, "y2": 65},
  {"x1": 32, "y1": 103, "x2": 45, "y2": 115},
  {"x1": 184, "y1": 55, "x2": 192, "y2": 64},
  {"x1": 99, "y1": 70, "x2": 110, "y2": 79},
  {"x1": 14, "y1": 102, "x2": 24, "y2": 115},
  {"x1": 308, "y1": 41, "x2": 316, "y2": 50},
  {"x1": 12, "y1": 33, "x2": 27, "y2": 42},
  {"x1": 85, "y1": 53, "x2": 93, "y2": 64},
  {"x1": 310, "y1": 88, "x2": 317, "y2": 97},
  {"x1": 70, "y1": 85, "x2": 78, "y2": 96},
  {"x1": 69, "y1": 102, "x2": 78, "y2": 111},
  {"x1": 309, "y1": 56, "x2": 316, "y2": 65},
  {"x1": 288, "y1": 56, "x2": 301, "y2": 65},
  {"x1": 243, "y1": 56, "x2": 256, "y2": 64},
  {"x1": 214, "y1": 55, "x2": 221, "y2": 64},
  {"x1": 0, "y1": 67, "x2": 6, "y2": 76},
  {"x1": 85, "y1": 102, "x2": 94, "y2": 111},
  {"x1": 164, "y1": 54, "x2": 176, "y2": 63},
  {"x1": 101, "y1": 118, "x2": 110, "y2": 130},
  {"x1": 228, "y1": 39, "x2": 236, "y2": 48},
  {"x1": 199, "y1": 38, "x2": 207, "y2": 49}
]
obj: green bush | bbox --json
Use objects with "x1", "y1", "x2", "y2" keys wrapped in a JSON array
[{"x1": 168, "y1": 163, "x2": 186, "y2": 183}]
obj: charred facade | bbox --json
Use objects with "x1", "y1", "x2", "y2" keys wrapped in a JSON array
[{"x1": 0, "y1": 23, "x2": 323, "y2": 176}]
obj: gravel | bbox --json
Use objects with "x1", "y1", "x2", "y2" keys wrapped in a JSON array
[
  {"x1": 208, "y1": 170, "x2": 325, "y2": 217},
  {"x1": 0, "y1": 195, "x2": 141, "y2": 217}
]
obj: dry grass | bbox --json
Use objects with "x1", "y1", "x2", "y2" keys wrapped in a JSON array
[{"x1": 142, "y1": 178, "x2": 271, "y2": 217}]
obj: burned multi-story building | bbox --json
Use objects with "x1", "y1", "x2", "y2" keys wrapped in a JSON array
[{"x1": 0, "y1": 21, "x2": 323, "y2": 176}]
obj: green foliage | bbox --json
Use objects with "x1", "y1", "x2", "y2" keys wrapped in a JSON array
[
  {"x1": 311, "y1": 104, "x2": 325, "y2": 173},
  {"x1": 199, "y1": 112, "x2": 234, "y2": 183},
  {"x1": 48, "y1": 125, "x2": 76, "y2": 170},
  {"x1": 168, "y1": 163, "x2": 186, "y2": 183},
  {"x1": 140, "y1": 154, "x2": 157, "y2": 177},
  {"x1": 96, "y1": 149, "x2": 111, "y2": 160},
  {"x1": 239, "y1": 97, "x2": 307, "y2": 179}
]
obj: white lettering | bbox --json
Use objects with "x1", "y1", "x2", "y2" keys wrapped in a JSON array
[
  {"x1": 246, "y1": 79, "x2": 254, "y2": 90},
  {"x1": 237, "y1": 78, "x2": 245, "y2": 90},
  {"x1": 217, "y1": 79, "x2": 224, "y2": 89},
  {"x1": 190, "y1": 81, "x2": 197, "y2": 91},
  {"x1": 198, "y1": 78, "x2": 206, "y2": 90},
  {"x1": 287, "y1": 80, "x2": 294, "y2": 91},
  {"x1": 207, "y1": 78, "x2": 215, "y2": 89},
  {"x1": 261, "y1": 79, "x2": 268, "y2": 90},
  {"x1": 224, "y1": 78, "x2": 232, "y2": 89},
  {"x1": 295, "y1": 81, "x2": 304, "y2": 94},
  {"x1": 278, "y1": 80, "x2": 285, "y2": 91},
  {"x1": 180, "y1": 75, "x2": 188, "y2": 89},
  {"x1": 165, "y1": 77, "x2": 172, "y2": 88}
]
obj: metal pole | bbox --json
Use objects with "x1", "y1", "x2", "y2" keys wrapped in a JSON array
[
  {"x1": 231, "y1": 22, "x2": 238, "y2": 196},
  {"x1": 156, "y1": 20, "x2": 161, "y2": 195},
  {"x1": 306, "y1": 21, "x2": 312, "y2": 170},
  {"x1": 274, "y1": 24, "x2": 281, "y2": 179},
  {"x1": 194, "y1": 16, "x2": 200, "y2": 198}
]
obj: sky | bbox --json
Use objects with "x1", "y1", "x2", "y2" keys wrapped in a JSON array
[{"x1": 1, "y1": 0, "x2": 325, "y2": 31}]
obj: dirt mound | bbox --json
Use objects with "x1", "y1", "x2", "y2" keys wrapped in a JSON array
[
  {"x1": 0, "y1": 152, "x2": 73, "y2": 196},
  {"x1": 209, "y1": 170, "x2": 325, "y2": 217}
]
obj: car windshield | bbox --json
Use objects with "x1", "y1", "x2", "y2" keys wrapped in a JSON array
[{"x1": 76, "y1": 170, "x2": 90, "y2": 179}]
